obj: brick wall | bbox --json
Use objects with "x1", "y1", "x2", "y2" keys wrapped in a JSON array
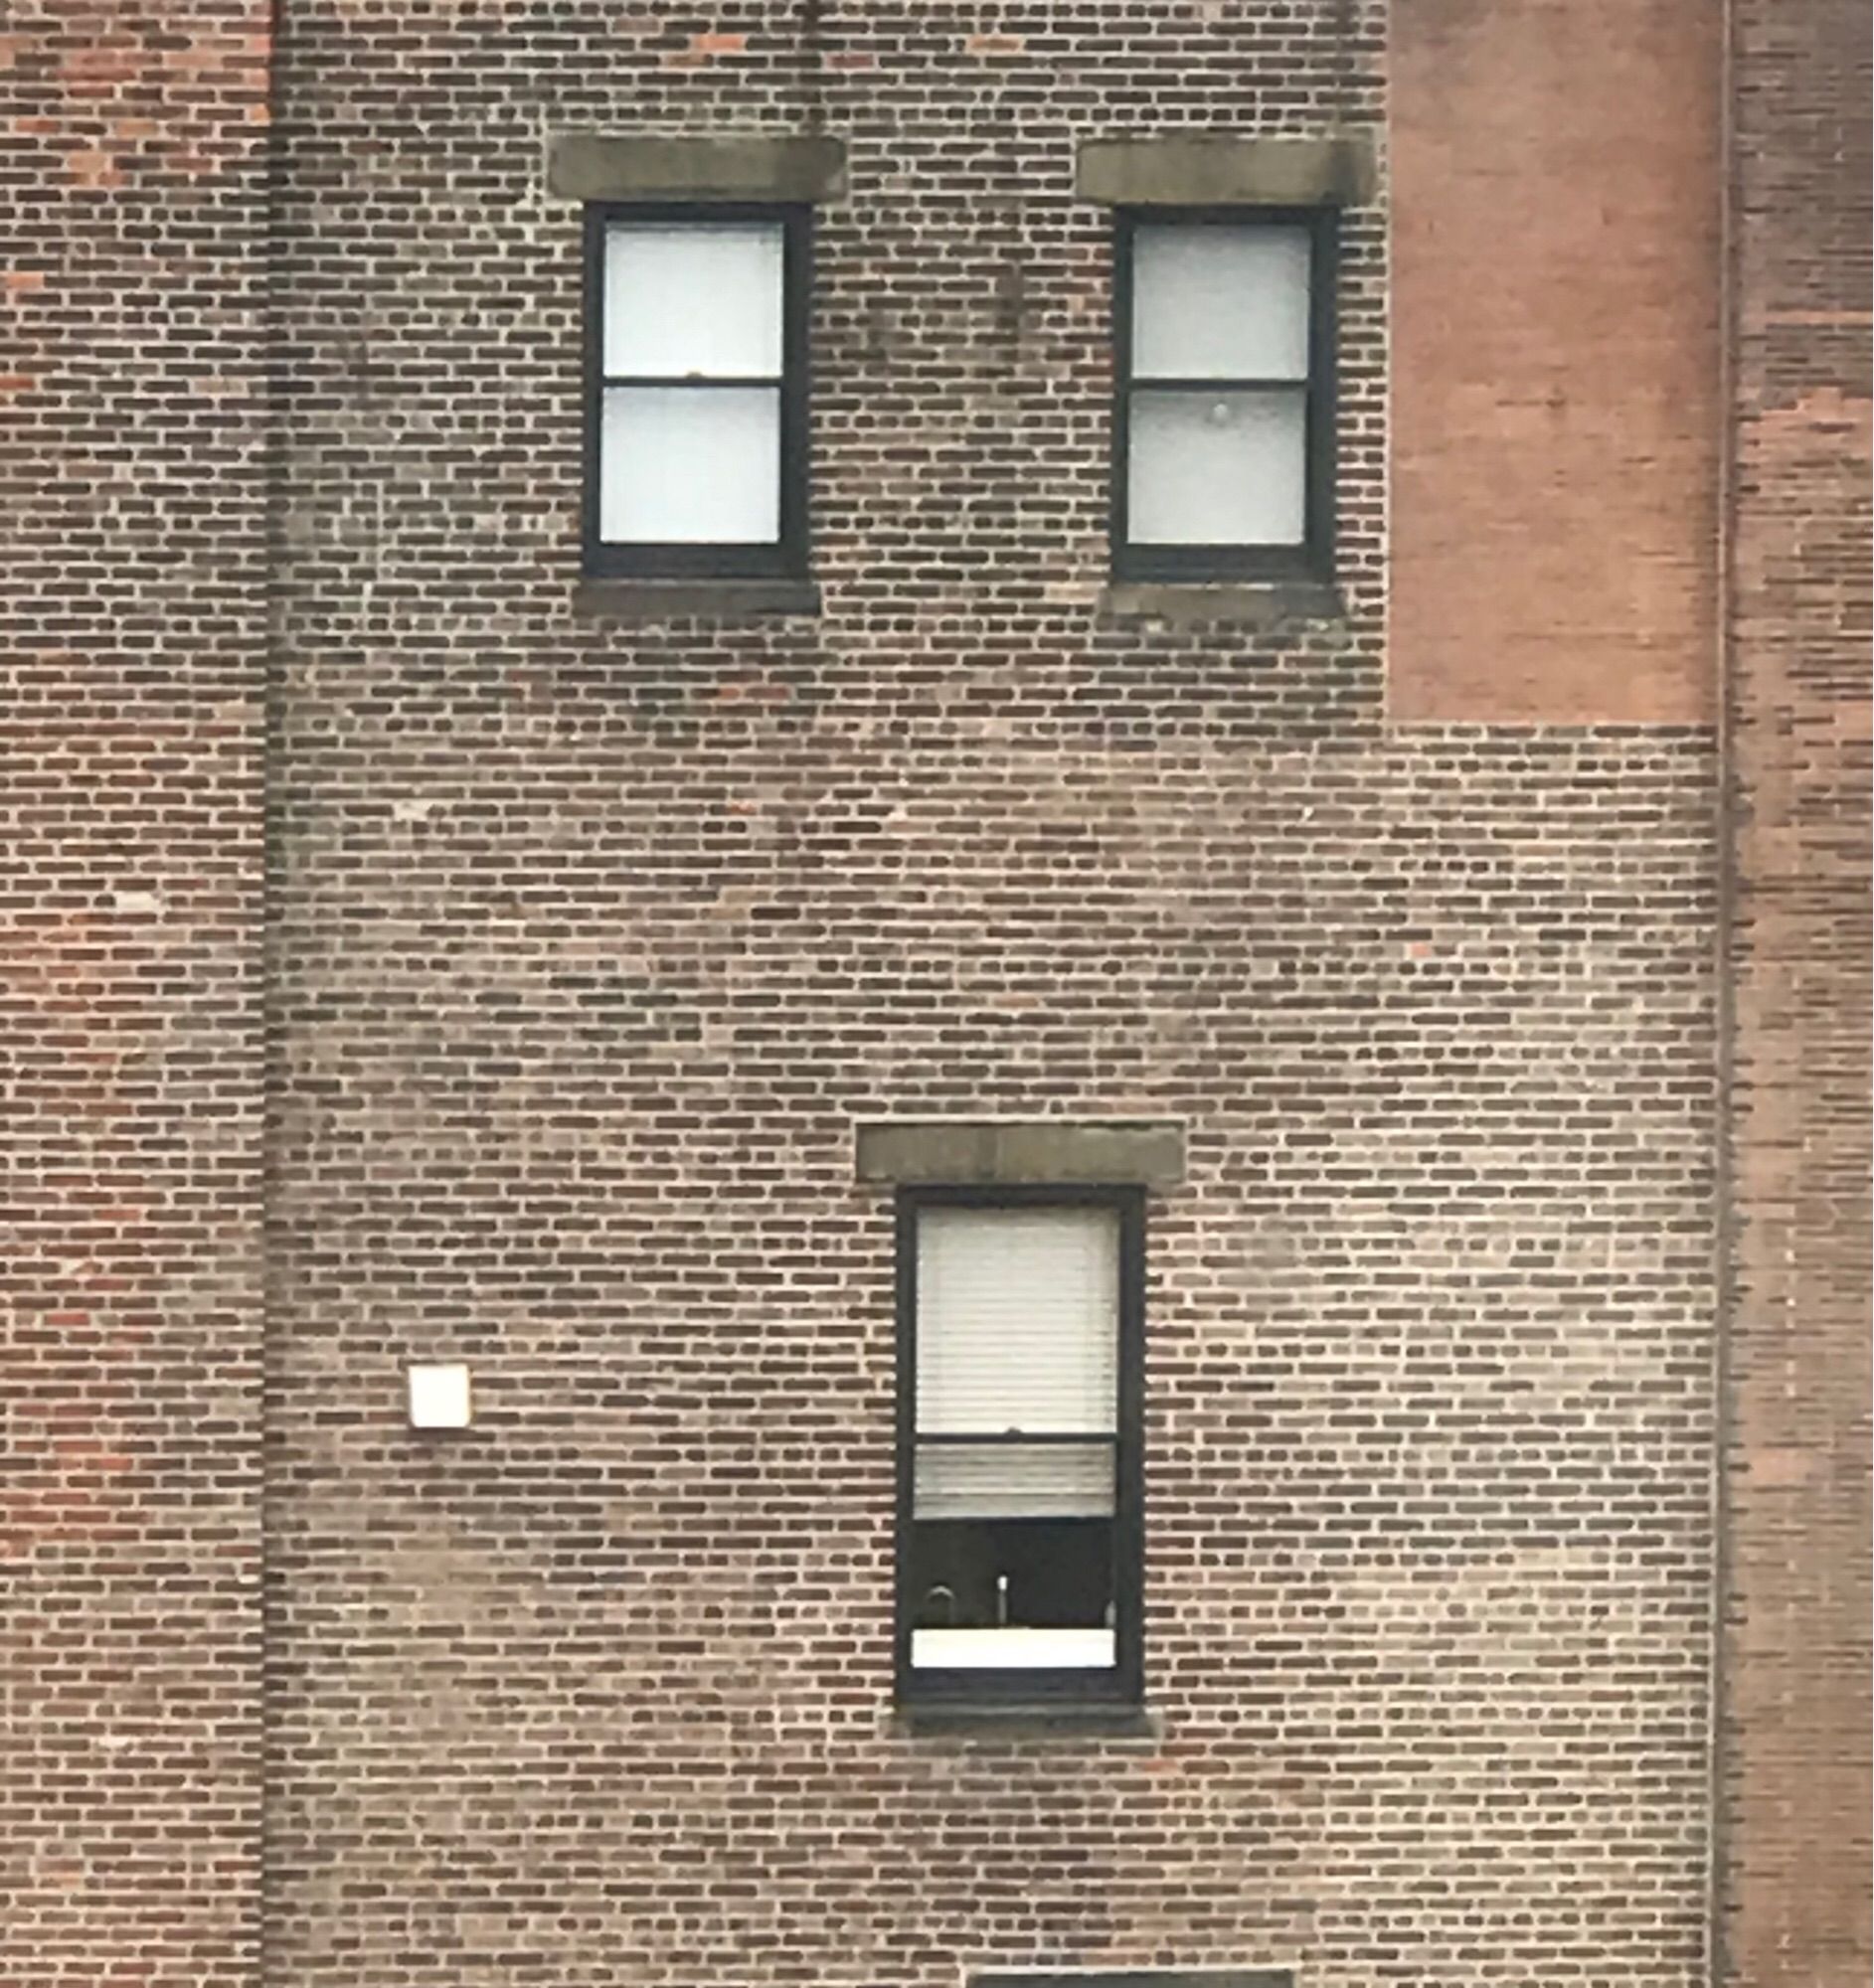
[
  {"x1": 2, "y1": 6, "x2": 270, "y2": 1982},
  {"x1": 1718, "y1": 0, "x2": 1874, "y2": 1981},
  {"x1": 13, "y1": 1, "x2": 1864, "y2": 1983},
  {"x1": 258, "y1": 5, "x2": 1720, "y2": 1985}
]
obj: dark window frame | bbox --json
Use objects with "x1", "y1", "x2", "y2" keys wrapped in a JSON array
[
  {"x1": 1109, "y1": 205, "x2": 1338, "y2": 584},
  {"x1": 582, "y1": 201, "x2": 811, "y2": 580},
  {"x1": 893, "y1": 1183, "x2": 1146, "y2": 1709}
]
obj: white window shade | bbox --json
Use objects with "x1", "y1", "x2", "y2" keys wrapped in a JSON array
[
  {"x1": 1131, "y1": 222, "x2": 1311, "y2": 381},
  {"x1": 1128, "y1": 388, "x2": 1306, "y2": 546},
  {"x1": 603, "y1": 222, "x2": 784, "y2": 378},
  {"x1": 599, "y1": 385, "x2": 780, "y2": 543},
  {"x1": 916, "y1": 1205, "x2": 1118, "y2": 1434}
]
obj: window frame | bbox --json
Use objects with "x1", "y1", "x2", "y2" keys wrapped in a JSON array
[
  {"x1": 1109, "y1": 204, "x2": 1338, "y2": 583},
  {"x1": 581, "y1": 201, "x2": 811, "y2": 580},
  {"x1": 893, "y1": 1183, "x2": 1146, "y2": 1709}
]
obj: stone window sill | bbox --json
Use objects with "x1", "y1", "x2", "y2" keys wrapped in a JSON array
[
  {"x1": 573, "y1": 578, "x2": 821, "y2": 623},
  {"x1": 1098, "y1": 580, "x2": 1343, "y2": 629},
  {"x1": 891, "y1": 1703, "x2": 1162, "y2": 1742}
]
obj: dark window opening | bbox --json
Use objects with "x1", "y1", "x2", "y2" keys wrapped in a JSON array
[
  {"x1": 910, "y1": 1516, "x2": 1113, "y2": 1631},
  {"x1": 895, "y1": 1187, "x2": 1144, "y2": 1707}
]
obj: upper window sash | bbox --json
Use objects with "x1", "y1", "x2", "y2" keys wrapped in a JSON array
[
  {"x1": 602, "y1": 221, "x2": 785, "y2": 380},
  {"x1": 1129, "y1": 221, "x2": 1312, "y2": 384}
]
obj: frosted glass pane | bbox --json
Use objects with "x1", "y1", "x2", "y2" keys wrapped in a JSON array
[
  {"x1": 599, "y1": 386, "x2": 779, "y2": 543},
  {"x1": 1127, "y1": 388, "x2": 1306, "y2": 546},
  {"x1": 912, "y1": 1627, "x2": 1114, "y2": 1670},
  {"x1": 604, "y1": 223, "x2": 783, "y2": 378},
  {"x1": 1132, "y1": 223, "x2": 1310, "y2": 380},
  {"x1": 915, "y1": 1441, "x2": 1114, "y2": 1520},
  {"x1": 916, "y1": 1207, "x2": 1118, "y2": 1435}
]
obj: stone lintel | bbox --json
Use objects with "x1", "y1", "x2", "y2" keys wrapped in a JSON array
[
  {"x1": 548, "y1": 135, "x2": 846, "y2": 203},
  {"x1": 855, "y1": 1121, "x2": 1184, "y2": 1190},
  {"x1": 1076, "y1": 134, "x2": 1375, "y2": 207}
]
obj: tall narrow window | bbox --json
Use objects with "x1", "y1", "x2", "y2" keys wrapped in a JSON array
[
  {"x1": 896, "y1": 1188, "x2": 1144, "y2": 1706},
  {"x1": 1112, "y1": 209, "x2": 1334, "y2": 580},
  {"x1": 584, "y1": 206, "x2": 808, "y2": 578}
]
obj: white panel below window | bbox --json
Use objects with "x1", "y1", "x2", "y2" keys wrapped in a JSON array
[
  {"x1": 599, "y1": 386, "x2": 780, "y2": 544},
  {"x1": 911, "y1": 1626, "x2": 1116, "y2": 1670},
  {"x1": 1127, "y1": 388, "x2": 1306, "y2": 546},
  {"x1": 603, "y1": 222, "x2": 784, "y2": 378}
]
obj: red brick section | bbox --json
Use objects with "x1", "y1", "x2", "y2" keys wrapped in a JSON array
[
  {"x1": 1718, "y1": 0, "x2": 1874, "y2": 1982},
  {"x1": 0, "y1": 7, "x2": 270, "y2": 1984},
  {"x1": 1390, "y1": 0, "x2": 1722, "y2": 725}
]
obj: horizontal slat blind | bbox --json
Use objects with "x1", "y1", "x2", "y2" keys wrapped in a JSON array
[
  {"x1": 914, "y1": 1439, "x2": 1113, "y2": 1519},
  {"x1": 916, "y1": 1205, "x2": 1119, "y2": 1435}
]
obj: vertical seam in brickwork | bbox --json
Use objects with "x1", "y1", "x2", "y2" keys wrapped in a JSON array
[
  {"x1": 1715, "y1": 1, "x2": 1871, "y2": 1975},
  {"x1": 1706, "y1": 3, "x2": 1739, "y2": 1982},
  {"x1": 259, "y1": 0, "x2": 286, "y2": 1973},
  {"x1": 1331, "y1": 0, "x2": 1355, "y2": 129},
  {"x1": 802, "y1": 0, "x2": 826, "y2": 134}
]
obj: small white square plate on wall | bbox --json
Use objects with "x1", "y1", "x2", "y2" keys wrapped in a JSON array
[{"x1": 407, "y1": 1362, "x2": 472, "y2": 1429}]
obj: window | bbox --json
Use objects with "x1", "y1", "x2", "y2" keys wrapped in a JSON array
[
  {"x1": 895, "y1": 1187, "x2": 1144, "y2": 1705},
  {"x1": 583, "y1": 205, "x2": 808, "y2": 578},
  {"x1": 1111, "y1": 209, "x2": 1335, "y2": 580}
]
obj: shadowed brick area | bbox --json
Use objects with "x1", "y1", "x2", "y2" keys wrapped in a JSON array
[
  {"x1": 263, "y1": 717, "x2": 1720, "y2": 1984},
  {"x1": 1719, "y1": 1, "x2": 1874, "y2": 1982}
]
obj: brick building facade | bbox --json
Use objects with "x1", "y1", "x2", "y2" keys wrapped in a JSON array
[{"x1": 6, "y1": 5, "x2": 1868, "y2": 1988}]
